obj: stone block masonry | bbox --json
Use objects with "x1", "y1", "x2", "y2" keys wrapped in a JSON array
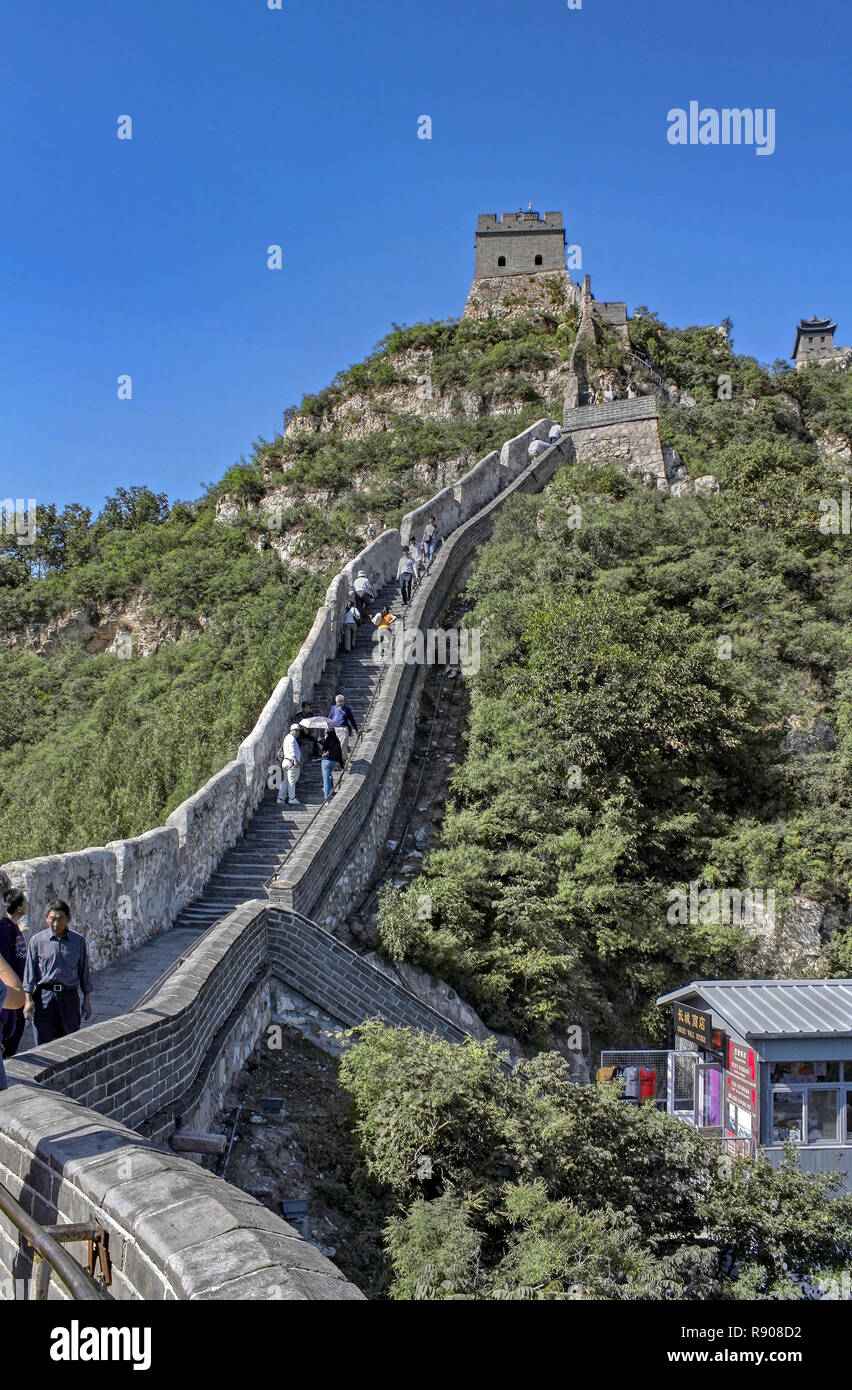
[
  {"x1": 0, "y1": 893, "x2": 482, "y2": 1301},
  {"x1": 562, "y1": 397, "x2": 667, "y2": 485},
  {"x1": 473, "y1": 211, "x2": 566, "y2": 278},
  {"x1": 0, "y1": 901, "x2": 365, "y2": 1300}
]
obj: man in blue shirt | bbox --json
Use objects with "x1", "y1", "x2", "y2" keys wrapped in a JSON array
[
  {"x1": 327, "y1": 694, "x2": 359, "y2": 759},
  {"x1": 23, "y1": 900, "x2": 93, "y2": 1045}
]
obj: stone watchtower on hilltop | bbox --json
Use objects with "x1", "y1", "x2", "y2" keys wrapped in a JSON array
[
  {"x1": 464, "y1": 208, "x2": 578, "y2": 319},
  {"x1": 474, "y1": 210, "x2": 567, "y2": 277},
  {"x1": 792, "y1": 316, "x2": 849, "y2": 370}
]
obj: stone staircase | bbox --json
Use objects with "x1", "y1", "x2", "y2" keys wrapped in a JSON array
[{"x1": 170, "y1": 578, "x2": 404, "y2": 932}]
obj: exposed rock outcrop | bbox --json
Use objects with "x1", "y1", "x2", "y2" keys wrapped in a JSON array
[{"x1": 4, "y1": 596, "x2": 191, "y2": 658}]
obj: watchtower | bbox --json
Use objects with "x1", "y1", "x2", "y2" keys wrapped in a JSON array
[
  {"x1": 792, "y1": 316, "x2": 838, "y2": 367},
  {"x1": 474, "y1": 210, "x2": 566, "y2": 279}
]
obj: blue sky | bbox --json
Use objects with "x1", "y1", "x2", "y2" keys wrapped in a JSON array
[{"x1": 2, "y1": 0, "x2": 850, "y2": 512}]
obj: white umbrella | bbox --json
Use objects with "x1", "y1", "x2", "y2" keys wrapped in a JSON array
[{"x1": 300, "y1": 717, "x2": 332, "y2": 730}]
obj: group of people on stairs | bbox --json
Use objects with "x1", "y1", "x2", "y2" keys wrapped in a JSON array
[{"x1": 275, "y1": 520, "x2": 444, "y2": 814}]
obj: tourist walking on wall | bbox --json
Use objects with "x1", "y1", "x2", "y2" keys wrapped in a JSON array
[
  {"x1": 422, "y1": 516, "x2": 440, "y2": 566},
  {"x1": 277, "y1": 724, "x2": 302, "y2": 807},
  {"x1": 319, "y1": 727, "x2": 343, "y2": 803},
  {"x1": 342, "y1": 602, "x2": 359, "y2": 652},
  {"x1": 548, "y1": 422, "x2": 562, "y2": 446},
  {"x1": 397, "y1": 550, "x2": 416, "y2": 606},
  {"x1": 409, "y1": 538, "x2": 426, "y2": 582},
  {"x1": 297, "y1": 702, "x2": 322, "y2": 760},
  {"x1": 23, "y1": 901, "x2": 93, "y2": 1045},
  {"x1": 353, "y1": 570, "x2": 375, "y2": 614},
  {"x1": 0, "y1": 890, "x2": 28, "y2": 1058},
  {"x1": 328, "y1": 693, "x2": 358, "y2": 758}
]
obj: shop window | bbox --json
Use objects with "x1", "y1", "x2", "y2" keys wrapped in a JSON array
[
  {"x1": 773, "y1": 1090, "x2": 804, "y2": 1143},
  {"x1": 770, "y1": 1060, "x2": 840, "y2": 1084},
  {"x1": 807, "y1": 1090, "x2": 838, "y2": 1144},
  {"x1": 846, "y1": 1091, "x2": 852, "y2": 1143}
]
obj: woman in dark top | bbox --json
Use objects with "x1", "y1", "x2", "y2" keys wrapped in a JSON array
[
  {"x1": 0, "y1": 890, "x2": 27, "y2": 1058},
  {"x1": 319, "y1": 729, "x2": 343, "y2": 803}
]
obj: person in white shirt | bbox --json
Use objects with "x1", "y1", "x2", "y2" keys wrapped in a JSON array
[
  {"x1": 548, "y1": 423, "x2": 562, "y2": 445},
  {"x1": 528, "y1": 438, "x2": 548, "y2": 460},
  {"x1": 353, "y1": 570, "x2": 375, "y2": 613},
  {"x1": 277, "y1": 724, "x2": 302, "y2": 807},
  {"x1": 397, "y1": 551, "x2": 416, "y2": 605}
]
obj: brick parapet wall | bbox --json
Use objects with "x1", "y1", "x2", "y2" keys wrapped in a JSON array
[
  {"x1": 0, "y1": 896, "x2": 483, "y2": 1300},
  {"x1": 0, "y1": 901, "x2": 365, "y2": 1300}
]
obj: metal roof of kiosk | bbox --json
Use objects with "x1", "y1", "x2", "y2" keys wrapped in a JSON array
[{"x1": 657, "y1": 979, "x2": 852, "y2": 1041}]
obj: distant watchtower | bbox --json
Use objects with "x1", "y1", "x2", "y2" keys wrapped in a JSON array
[
  {"x1": 474, "y1": 210, "x2": 566, "y2": 278},
  {"x1": 792, "y1": 316, "x2": 838, "y2": 368}
]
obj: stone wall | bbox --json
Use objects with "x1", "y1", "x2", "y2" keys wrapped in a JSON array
[
  {"x1": 269, "y1": 426, "x2": 569, "y2": 935},
  {"x1": 0, "y1": 425, "x2": 576, "y2": 1302},
  {"x1": 464, "y1": 269, "x2": 577, "y2": 322},
  {"x1": 1, "y1": 422, "x2": 557, "y2": 968},
  {"x1": 0, "y1": 901, "x2": 366, "y2": 1300},
  {"x1": 0, "y1": 890, "x2": 496, "y2": 1301},
  {"x1": 562, "y1": 397, "x2": 667, "y2": 485}
]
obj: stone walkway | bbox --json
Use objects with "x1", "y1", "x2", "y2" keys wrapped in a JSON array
[{"x1": 15, "y1": 576, "x2": 407, "y2": 1051}]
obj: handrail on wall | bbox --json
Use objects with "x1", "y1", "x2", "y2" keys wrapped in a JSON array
[{"x1": 0, "y1": 1182, "x2": 111, "y2": 1301}]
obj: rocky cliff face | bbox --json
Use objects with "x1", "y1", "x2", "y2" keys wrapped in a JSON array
[
  {"x1": 280, "y1": 345, "x2": 569, "y2": 443},
  {"x1": 463, "y1": 268, "x2": 579, "y2": 322},
  {"x1": 213, "y1": 333, "x2": 573, "y2": 569},
  {"x1": 4, "y1": 596, "x2": 194, "y2": 658}
]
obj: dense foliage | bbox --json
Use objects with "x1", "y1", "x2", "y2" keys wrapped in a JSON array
[
  {"x1": 339, "y1": 1024, "x2": 852, "y2": 1300},
  {"x1": 378, "y1": 346, "x2": 852, "y2": 1043},
  {"x1": 0, "y1": 309, "x2": 565, "y2": 858},
  {"x1": 0, "y1": 497, "x2": 325, "y2": 856}
]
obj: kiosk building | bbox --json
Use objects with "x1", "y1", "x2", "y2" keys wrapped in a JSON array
[{"x1": 600, "y1": 978, "x2": 852, "y2": 1190}]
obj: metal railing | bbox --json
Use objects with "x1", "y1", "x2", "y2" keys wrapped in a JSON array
[
  {"x1": 624, "y1": 349, "x2": 668, "y2": 388},
  {"x1": 0, "y1": 1182, "x2": 111, "y2": 1301}
]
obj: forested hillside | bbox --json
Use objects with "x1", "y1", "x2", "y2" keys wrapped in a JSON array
[
  {"x1": 0, "y1": 308, "x2": 565, "y2": 858},
  {"x1": 377, "y1": 328, "x2": 852, "y2": 1045}
]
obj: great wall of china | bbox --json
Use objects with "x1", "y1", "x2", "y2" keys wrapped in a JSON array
[
  {"x1": 0, "y1": 215, "x2": 692, "y2": 1299},
  {"x1": 0, "y1": 405, "x2": 639, "y2": 1299}
]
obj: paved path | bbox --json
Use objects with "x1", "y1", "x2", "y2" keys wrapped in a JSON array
[{"x1": 14, "y1": 577, "x2": 406, "y2": 1051}]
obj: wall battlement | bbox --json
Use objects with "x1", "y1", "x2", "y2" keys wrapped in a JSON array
[{"x1": 474, "y1": 209, "x2": 566, "y2": 278}]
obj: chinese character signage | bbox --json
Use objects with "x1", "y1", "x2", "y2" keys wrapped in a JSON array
[
  {"x1": 728, "y1": 1041, "x2": 756, "y2": 1082},
  {"x1": 727, "y1": 1074, "x2": 756, "y2": 1113},
  {"x1": 674, "y1": 1006, "x2": 712, "y2": 1049}
]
